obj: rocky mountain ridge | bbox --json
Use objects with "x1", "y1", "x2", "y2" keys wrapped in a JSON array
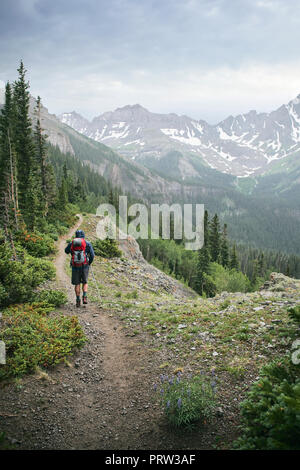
[{"x1": 60, "y1": 96, "x2": 300, "y2": 178}]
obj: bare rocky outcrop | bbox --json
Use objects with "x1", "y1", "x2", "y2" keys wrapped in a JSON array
[{"x1": 260, "y1": 272, "x2": 300, "y2": 292}]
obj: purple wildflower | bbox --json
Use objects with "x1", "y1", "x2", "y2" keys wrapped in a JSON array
[
  {"x1": 166, "y1": 400, "x2": 170, "y2": 408},
  {"x1": 177, "y1": 398, "x2": 182, "y2": 408}
]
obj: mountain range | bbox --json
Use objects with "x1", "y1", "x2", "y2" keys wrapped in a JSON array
[
  {"x1": 59, "y1": 96, "x2": 300, "y2": 179},
  {"x1": 1, "y1": 90, "x2": 300, "y2": 255}
]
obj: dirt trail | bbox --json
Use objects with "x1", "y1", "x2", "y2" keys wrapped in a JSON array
[
  {"x1": 0, "y1": 216, "x2": 157, "y2": 449},
  {"x1": 51, "y1": 215, "x2": 156, "y2": 449},
  {"x1": 0, "y1": 216, "x2": 217, "y2": 450}
]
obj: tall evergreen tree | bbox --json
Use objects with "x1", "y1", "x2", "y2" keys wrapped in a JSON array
[
  {"x1": 210, "y1": 213, "x2": 220, "y2": 262},
  {"x1": 58, "y1": 176, "x2": 68, "y2": 211},
  {"x1": 34, "y1": 96, "x2": 55, "y2": 216},
  {"x1": 230, "y1": 243, "x2": 239, "y2": 270},
  {"x1": 195, "y1": 210, "x2": 210, "y2": 295},
  {"x1": 0, "y1": 82, "x2": 19, "y2": 256},
  {"x1": 220, "y1": 223, "x2": 229, "y2": 268},
  {"x1": 13, "y1": 60, "x2": 35, "y2": 220},
  {"x1": 258, "y1": 253, "x2": 265, "y2": 277},
  {"x1": 252, "y1": 258, "x2": 259, "y2": 284}
]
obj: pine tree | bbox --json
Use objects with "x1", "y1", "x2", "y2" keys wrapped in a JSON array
[
  {"x1": 230, "y1": 243, "x2": 239, "y2": 270},
  {"x1": 108, "y1": 188, "x2": 115, "y2": 206},
  {"x1": 25, "y1": 169, "x2": 40, "y2": 231},
  {"x1": 220, "y1": 223, "x2": 229, "y2": 268},
  {"x1": 252, "y1": 259, "x2": 259, "y2": 284},
  {"x1": 58, "y1": 177, "x2": 68, "y2": 211},
  {"x1": 34, "y1": 96, "x2": 55, "y2": 216},
  {"x1": 258, "y1": 253, "x2": 265, "y2": 277},
  {"x1": 195, "y1": 210, "x2": 210, "y2": 295},
  {"x1": 0, "y1": 82, "x2": 19, "y2": 256},
  {"x1": 13, "y1": 60, "x2": 35, "y2": 220},
  {"x1": 74, "y1": 178, "x2": 86, "y2": 202},
  {"x1": 210, "y1": 213, "x2": 220, "y2": 262}
]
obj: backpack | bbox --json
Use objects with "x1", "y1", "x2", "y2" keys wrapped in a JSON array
[{"x1": 71, "y1": 238, "x2": 88, "y2": 267}]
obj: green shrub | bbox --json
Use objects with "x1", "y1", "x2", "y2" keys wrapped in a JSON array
[
  {"x1": 93, "y1": 238, "x2": 122, "y2": 258},
  {"x1": 35, "y1": 220, "x2": 59, "y2": 241},
  {"x1": 288, "y1": 306, "x2": 300, "y2": 325},
  {"x1": 15, "y1": 230, "x2": 55, "y2": 257},
  {"x1": 234, "y1": 360, "x2": 300, "y2": 450},
  {"x1": 0, "y1": 243, "x2": 55, "y2": 307},
  {"x1": 155, "y1": 373, "x2": 216, "y2": 428},
  {"x1": 202, "y1": 272, "x2": 217, "y2": 297},
  {"x1": 208, "y1": 263, "x2": 251, "y2": 294},
  {"x1": 35, "y1": 289, "x2": 68, "y2": 307},
  {"x1": 0, "y1": 303, "x2": 86, "y2": 380}
]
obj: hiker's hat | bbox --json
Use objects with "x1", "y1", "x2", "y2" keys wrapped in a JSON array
[{"x1": 75, "y1": 230, "x2": 85, "y2": 238}]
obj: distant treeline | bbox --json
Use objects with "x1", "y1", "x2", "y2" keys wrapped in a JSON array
[{"x1": 138, "y1": 211, "x2": 300, "y2": 296}]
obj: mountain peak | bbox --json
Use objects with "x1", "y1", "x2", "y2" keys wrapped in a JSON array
[
  {"x1": 290, "y1": 94, "x2": 300, "y2": 106},
  {"x1": 59, "y1": 111, "x2": 90, "y2": 127},
  {"x1": 115, "y1": 104, "x2": 149, "y2": 113}
]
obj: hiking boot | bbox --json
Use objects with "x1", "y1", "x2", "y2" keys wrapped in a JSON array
[
  {"x1": 76, "y1": 298, "x2": 81, "y2": 307},
  {"x1": 82, "y1": 295, "x2": 88, "y2": 305}
]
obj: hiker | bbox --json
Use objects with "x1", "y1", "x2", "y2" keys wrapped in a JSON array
[{"x1": 65, "y1": 229, "x2": 95, "y2": 307}]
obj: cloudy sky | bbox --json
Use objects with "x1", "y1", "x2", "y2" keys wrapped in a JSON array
[{"x1": 1, "y1": 0, "x2": 300, "y2": 123}]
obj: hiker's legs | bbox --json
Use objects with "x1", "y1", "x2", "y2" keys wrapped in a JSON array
[
  {"x1": 75, "y1": 284, "x2": 81, "y2": 296},
  {"x1": 74, "y1": 284, "x2": 81, "y2": 306},
  {"x1": 82, "y1": 283, "x2": 88, "y2": 303},
  {"x1": 71, "y1": 268, "x2": 82, "y2": 306},
  {"x1": 82, "y1": 283, "x2": 88, "y2": 293}
]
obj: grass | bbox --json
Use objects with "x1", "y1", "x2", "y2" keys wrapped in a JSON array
[
  {"x1": 80, "y1": 215, "x2": 300, "y2": 417},
  {"x1": 88, "y1": 252, "x2": 299, "y2": 377}
]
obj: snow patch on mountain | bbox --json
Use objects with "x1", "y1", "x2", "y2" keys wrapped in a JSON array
[
  {"x1": 59, "y1": 94, "x2": 300, "y2": 178},
  {"x1": 160, "y1": 128, "x2": 202, "y2": 146}
]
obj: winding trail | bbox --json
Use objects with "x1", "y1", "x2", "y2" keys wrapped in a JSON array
[{"x1": 51, "y1": 215, "x2": 156, "y2": 449}]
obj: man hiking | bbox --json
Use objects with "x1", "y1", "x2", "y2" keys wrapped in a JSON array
[{"x1": 65, "y1": 229, "x2": 95, "y2": 307}]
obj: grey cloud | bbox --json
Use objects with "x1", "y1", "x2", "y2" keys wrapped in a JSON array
[{"x1": 0, "y1": 0, "x2": 300, "y2": 121}]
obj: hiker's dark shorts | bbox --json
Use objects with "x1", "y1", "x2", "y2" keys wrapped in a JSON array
[{"x1": 71, "y1": 265, "x2": 89, "y2": 285}]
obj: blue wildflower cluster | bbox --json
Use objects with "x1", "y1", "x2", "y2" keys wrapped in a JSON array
[{"x1": 153, "y1": 370, "x2": 217, "y2": 428}]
